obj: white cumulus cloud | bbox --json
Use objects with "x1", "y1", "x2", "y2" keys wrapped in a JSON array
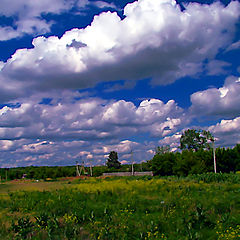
[
  {"x1": 0, "y1": 96, "x2": 185, "y2": 141},
  {"x1": 208, "y1": 116, "x2": 240, "y2": 146},
  {"x1": 190, "y1": 75, "x2": 240, "y2": 118},
  {"x1": 0, "y1": 0, "x2": 239, "y2": 102}
]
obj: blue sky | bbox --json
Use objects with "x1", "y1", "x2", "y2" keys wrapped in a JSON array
[{"x1": 0, "y1": 0, "x2": 239, "y2": 167}]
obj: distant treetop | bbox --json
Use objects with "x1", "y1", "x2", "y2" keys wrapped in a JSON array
[
  {"x1": 106, "y1": 151, "x2": 121, "y2": 169},
  {"x1": 180, "y1": 129, "x2": 214, "y2": 152}
]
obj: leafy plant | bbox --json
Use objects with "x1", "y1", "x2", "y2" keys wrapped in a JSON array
[{"x1": 11, "y1": 217, "x2": 34, "y2": 239}]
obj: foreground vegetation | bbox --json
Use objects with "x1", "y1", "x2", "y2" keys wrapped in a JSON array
[{"x1": 0, "y1": 173, "x2": 239, "y2": 239}]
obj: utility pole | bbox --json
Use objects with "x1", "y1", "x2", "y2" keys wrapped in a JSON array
[
  {"x1": 90, "y1": 159, "x2": 93, "y2": 177},
  {"x1": 79, "y1": 160, "x2": 86, "y2": 176},
  {"x1": 131, "y1": 150, "x2": 134, "y2": 176},
  {"x1": 213, "y1": 141, "x2": 217, "y2": 173},
  {"x1": 76, "y1": 161, "x2": 80, "y2": 177}
]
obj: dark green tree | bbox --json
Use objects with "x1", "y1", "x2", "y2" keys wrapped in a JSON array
[
  {"x1": 233, "y1": 144, "x2": 240, "y2": 170},
  {"x1": 106, "y1": 151, "x2": 121, "y2": 169},
  {"x1": 180, "y1": 129, "x2": 214, "y2": 152},
  {"x1": 216, "y1": 147, "x2": 239, "y2": 173},
  {"x1": 151, "y1": 152, "x2": 176, "y2": 176},
  {"x1": 173, "y1": 150, "x2": 207, "y2": 176}
]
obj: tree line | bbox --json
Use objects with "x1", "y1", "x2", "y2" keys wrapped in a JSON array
[
  {"x1": 0, "y1": 163, "x2": 151, "y2": 181},
  {"x1": 0, "y1": 129, "x2": 239, "y2": 180},
  {"x1": 150, "y1": 144, "x2": 240, "y2": 176},
  {"x1": 150, "y1": 129, "x2": 240, "y2": 176}
]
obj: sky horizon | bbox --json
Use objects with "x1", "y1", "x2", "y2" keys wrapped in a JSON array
[{"x1": 0, "y1": 0, "x2": 239, "y2": 168}]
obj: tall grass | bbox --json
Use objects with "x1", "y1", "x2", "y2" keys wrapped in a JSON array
[
  {"x1": 185, "y1": 172, "x2": 240, "y2": 183},
  {"x1": 0, "y1": 174, "x2": 239, "y2": 239}
]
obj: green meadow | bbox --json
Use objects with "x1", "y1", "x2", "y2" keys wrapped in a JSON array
[{"x1": 0, "y1": 174, "x2": 240, "y2": 239}]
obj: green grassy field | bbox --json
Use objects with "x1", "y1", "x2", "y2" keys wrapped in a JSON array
[{"x1": 0, "y1": 174, "x2": 239, "y2": 239}]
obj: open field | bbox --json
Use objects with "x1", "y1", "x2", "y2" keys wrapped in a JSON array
[
  {"x1": 0, "y1": 174, "x2": 240, "y2": 239},
  {"x1": 0, "y1": 180, "x2": 65, "y2": 195}
]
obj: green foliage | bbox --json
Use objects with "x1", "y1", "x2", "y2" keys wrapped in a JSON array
[
  {"x1": 106, "y1": 151, "x2": 121, "y2": 169},
  {"x1": 150, "y1": 144, "x2": 240, "y2": 177},
  {"x1": 216, "y1": 147, "x2": 239, "y2": 173},
  {"x1": 185, "y1": 172, "x2": 240, "y2": 183},
  {"x1": 11, "y1": 216, "x2": 34, "y2": 239},
  {"x1": 0, "y1": 176, "x2": 239, "y2": 239},
  {"x1": 180, "y1": 129, "x2": 214, "y2": 152},
  {"x1": 91, "y1": 165, "x2": 108, "y2": 177},
  {"x1": 0, "y1": 162, "x2": 152, "y2": 181},
  {"x1": 0, "y1": 165, "x2": 76, "y2": 181},
  {"x1": 174, "y1": 150, "x2": 208, "y2": 176},
  {"x1": 35, "y1": 213, "x2": 50, "y2": 229},
  {"x1": 215, "y1": 223, "x2": 240, "y2": 239},
  {"x1": 151, "y1": 152, "x2": 176, "y2": 176}
]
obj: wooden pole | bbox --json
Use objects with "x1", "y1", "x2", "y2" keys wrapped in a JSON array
[
  {"x1": 213, "y1": 141, "x2": 217, "y2": 173},
  {"x1": 79, "y1": 161, "x2": 85, "y2": 176},
  {"x1": 131, "y1": 150, "x2": 134, "y2": 176},
  {"x1": 76, "y1": 161, "x2": 80, "y2": 177},
  {"x1": 90, "y1": 159, "x2": 93, "y2": 177}
]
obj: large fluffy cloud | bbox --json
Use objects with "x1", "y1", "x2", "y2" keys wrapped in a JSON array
[
  {"x1": 190, "y1": 76, "x2": 240, "y2": 118},
  {"x1": 0, "y1": 0, "x2": 239, "y2": 102},
  {"x1": 0, "y1": 97, "x2": 184, "y2": 141},
  {"x1": 208, "y1": 116, "x2": 240, "y2": 146},
  {"x1": 0, "y1": 94, "x2": 186, "y2": 167},
  {"x1": 0, "y1": 98, "x2": 163, "y2": 166}
]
